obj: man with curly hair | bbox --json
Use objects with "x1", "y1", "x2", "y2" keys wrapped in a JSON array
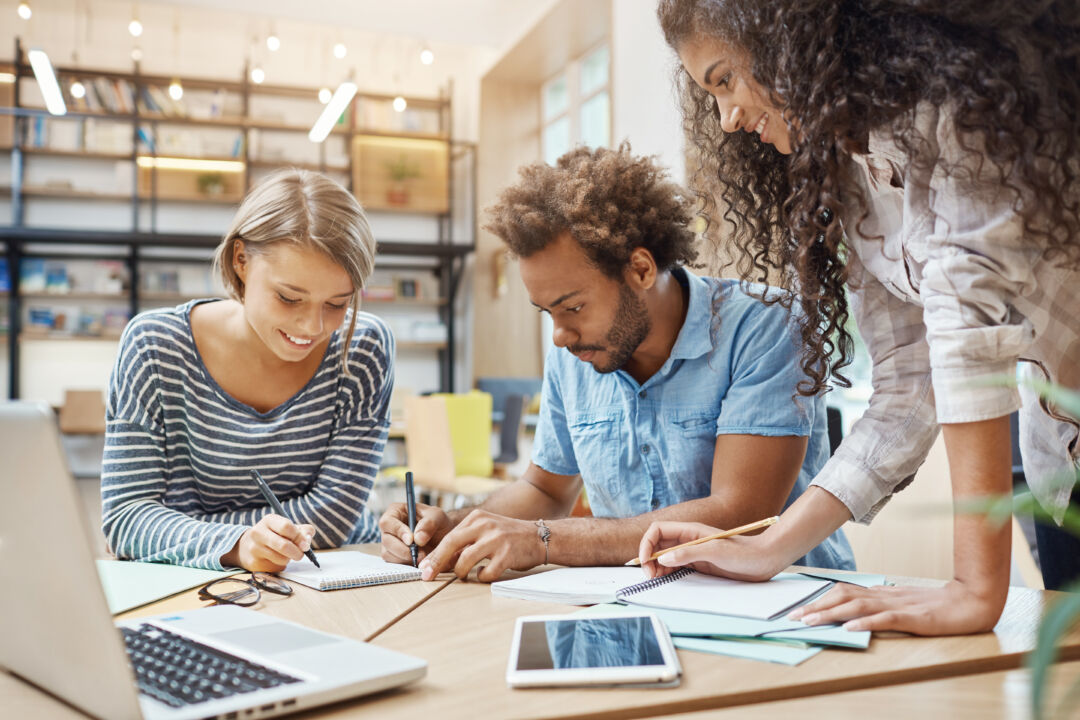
[{"x1": 379, "y1": 145, "x2": 854, "y2": 580}]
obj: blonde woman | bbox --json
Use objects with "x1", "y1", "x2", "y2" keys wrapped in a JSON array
[{"x1": 102, "y1": 169, "x2": 393, "y2": 571}]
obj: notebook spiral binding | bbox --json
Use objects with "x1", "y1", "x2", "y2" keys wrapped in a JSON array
[{"x1": 615, "y1": 567, "x2": 695, "y2": 598}]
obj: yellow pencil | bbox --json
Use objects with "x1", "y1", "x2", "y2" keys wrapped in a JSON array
[{"x1": 625, "y1": 516, "x2": 779, "y2": 567}]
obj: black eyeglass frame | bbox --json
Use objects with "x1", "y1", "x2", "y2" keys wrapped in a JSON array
[{"x1": 197, "y1": 573, "x2": 293, "y2": 607}]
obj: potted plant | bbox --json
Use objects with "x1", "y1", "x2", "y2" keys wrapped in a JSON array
[
  {"x1": 385, "y1": 154, "x2": 421, "y2": 206},
  {"x1": 196, "y1": 171, "x2": 225, "y2": 197}
]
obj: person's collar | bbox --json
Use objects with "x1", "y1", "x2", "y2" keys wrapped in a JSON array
[{"x1": 666, "y1": 266, "x2": 714, "y2": 361}]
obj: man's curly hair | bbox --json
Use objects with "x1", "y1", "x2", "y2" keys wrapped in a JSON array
[
  {"x1": 658, "y1": 0, "x2": 1080, "y2": 397},
  {"x1": 483, "y1": 143, "x2": 698, "y2": 279}
]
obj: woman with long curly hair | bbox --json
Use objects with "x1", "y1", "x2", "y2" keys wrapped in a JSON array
[{"x1": 637, "y1": 0, "x2": 1080, "y2": 635}]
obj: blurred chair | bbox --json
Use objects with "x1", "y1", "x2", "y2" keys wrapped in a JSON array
[
  {"x1": 58, "y1": 389, "x2": 107, "y2": 480},
  {"x1": 401, "y1": 394, "x2": 508, "y2": 508},
  {"x1": 493, "y1": 393, "x2": 527, "y2": 467},
  {"x1": 475, "y1": 377, "x2": 542, "y2": 423},
  {"x1": 826, "y1": 405, "x2": 843, "y2": 457}
]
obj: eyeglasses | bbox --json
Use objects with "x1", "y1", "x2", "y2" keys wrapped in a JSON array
[{"x1": 198, "y1": 573, "x2": 293, "y2": 607}]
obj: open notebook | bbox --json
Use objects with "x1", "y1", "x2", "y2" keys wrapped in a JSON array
[
  {"x1": 280, "y1": 551, "x2": 421, "y2": 591},
  {"x1": 492, "y1": 567, "x2": 832, "y2": 621}
]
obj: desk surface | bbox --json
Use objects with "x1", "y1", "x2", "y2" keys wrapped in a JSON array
[
  {"x1": 116, "y1": 545, "x2": 452, "y2": 644},
  {"x1": 651, "y1": 661, "x2": 1080, "y2": 719},
  {"x1": 3, "y1": 562, "x2": 1078, "y2": 720},
  {"x1": 353, "y1": 576, "x2": 1080, "y2": 720}
]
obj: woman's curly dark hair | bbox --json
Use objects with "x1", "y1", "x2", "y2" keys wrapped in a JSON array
[
  {"x1": 658, "y1": 0, "x2": 1080, "y2": 396},
  {"x1": 484, "y1": 143, "x2": 698, "y2": 278}
]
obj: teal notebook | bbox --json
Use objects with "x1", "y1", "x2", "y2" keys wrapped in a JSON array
[{"x1": 96, "y1": 560, "x2": 242, "y2": 615}]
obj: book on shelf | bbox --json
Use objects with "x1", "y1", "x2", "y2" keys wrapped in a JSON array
[
  {"x1": 20, "y1": 258, "x2": 46, "y2": 292},
  {"x1": 0, "y1": 257, "x2": 9, "y2": 293}
]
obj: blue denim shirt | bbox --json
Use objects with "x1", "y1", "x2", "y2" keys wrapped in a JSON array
[{"x1": 533, "y1": 268, "x2": 854, "y2": 571}]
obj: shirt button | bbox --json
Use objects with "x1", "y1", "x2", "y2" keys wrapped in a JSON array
[
  {"x1": 641, "y1": 444, "x2": 650, "y2": 454},
  {"x1": 638, "y1": 389, "x2": 647, "y2": 399}
]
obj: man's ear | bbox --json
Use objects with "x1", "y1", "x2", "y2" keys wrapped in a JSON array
[{"x1": 625, "y1": 247, "x2": 658, "y2": 290}]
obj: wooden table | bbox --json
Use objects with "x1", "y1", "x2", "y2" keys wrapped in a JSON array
[
  {"x1": 349, "y1": 578, "x2": 1080, "y2": 720},
  {"x1": 3, "y1": 560, "x2": 1078, "y2": 720},
  {"x1": 650, "y1": 661, "x2": 1080, "y2": 719}
]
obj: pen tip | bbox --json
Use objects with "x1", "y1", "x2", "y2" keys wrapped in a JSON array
[{"x1": 625, "y1": 558, "x2": 640, "y2": 567}]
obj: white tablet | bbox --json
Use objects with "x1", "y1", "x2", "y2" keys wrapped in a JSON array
[{"x1": 506, "y1": 611, "x2": 682, "y2": 688}]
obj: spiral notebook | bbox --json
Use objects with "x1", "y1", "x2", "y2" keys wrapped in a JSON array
[
  {"x1": 491, "y1": 567, "x2": 832, "y2": 621},
  {"x1": 279, "y1": 551, "x2": 422, "y2": 591}
]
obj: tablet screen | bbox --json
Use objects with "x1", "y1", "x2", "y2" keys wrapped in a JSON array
[{"x1": 514, "y1": 616, "x2": 666, "y2": 670}]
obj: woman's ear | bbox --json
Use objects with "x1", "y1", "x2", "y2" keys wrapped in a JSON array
[{"x1": 233, "y1": 239, "x2": 249, "y2": 283}]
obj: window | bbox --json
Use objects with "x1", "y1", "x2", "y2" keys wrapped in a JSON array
[
  {"x1": 540, "y1": 44, "x2": 610, "y2": 166},
  {"x1": 539, "y1": 45, "x2": 610, "y2": 358}
]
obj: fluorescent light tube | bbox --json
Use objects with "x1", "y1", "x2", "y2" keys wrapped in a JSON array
[
  {"x1": 136, "y1": 156, "x2": 244, "y2": 172},
  {"x1": 309, "y1": 81, "x2": 356, "y2": 143},
  {"x1": 28, "y1": 49, "x2": 66, "y2": 116}
]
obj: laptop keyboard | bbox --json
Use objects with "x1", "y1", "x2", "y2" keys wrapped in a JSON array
[{"x1": 122, "y1": 624, "x2": 302, "y2": 708}]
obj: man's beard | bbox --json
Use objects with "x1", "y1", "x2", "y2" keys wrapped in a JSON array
[{"x1": 571, "y1": 283, "x2": 651, "y2": 373}]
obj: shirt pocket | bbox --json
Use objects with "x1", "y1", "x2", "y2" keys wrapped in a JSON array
[
  {"x1": 568, "y1": 410, "x2": 624, "y2": 513},
  {"x1": 664, "y1": 409, "x2": 718, "y2": 502}
]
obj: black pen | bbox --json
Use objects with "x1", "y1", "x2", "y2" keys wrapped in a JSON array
[
  {"x1": 405, "y1": 471, "x2": 419, "y2": 568},
  {"x1": 250, "y1": 469, "x2": 321, "y2": 568}
]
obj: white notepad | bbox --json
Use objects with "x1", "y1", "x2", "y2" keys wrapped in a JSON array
[
  {"x1": 492, "y1": 567, "x2": 831, "y2": 621},
  {"x1": 279, "y1": 551, "x2": 421, "y2": 591}
]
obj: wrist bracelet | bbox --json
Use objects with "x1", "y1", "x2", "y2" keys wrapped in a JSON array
[{"x1": 535, "y1": 519, "x2": 551, "y2": 565}]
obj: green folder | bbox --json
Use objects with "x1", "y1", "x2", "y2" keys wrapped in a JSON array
[{"x1": 95, "y1": 560, "x2": 242, "y2": 615}]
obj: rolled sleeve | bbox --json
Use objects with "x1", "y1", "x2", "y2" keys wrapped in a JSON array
[
  {"x1": 714, "y1": 299, "x2": 816, "y2": 437},
  {"x1": 810, "y1": 254, "x2": 941, "y2": 523}
]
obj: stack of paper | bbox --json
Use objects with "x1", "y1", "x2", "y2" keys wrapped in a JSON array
[
  {"x1": 577, "y1": 570, "x2": 885, "y2": 666},
  {"x1": 493, "y1": 566, "x2": 886, "y2": 666},
  {"x1": 491, "y1": 566, "x2": 834, "y2": 621}
]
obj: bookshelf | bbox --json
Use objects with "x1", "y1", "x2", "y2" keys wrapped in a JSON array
[{"x1": 0, "y1": 39, "x2": 476, "y2": 401}]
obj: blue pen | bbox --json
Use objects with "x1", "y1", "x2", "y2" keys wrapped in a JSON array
[
  {"x1": 405, "y1": 471, "x2": 419, "y2": 568},
  {"x1": 250, "y1": 470, "x2": 320, "y2": 569}
]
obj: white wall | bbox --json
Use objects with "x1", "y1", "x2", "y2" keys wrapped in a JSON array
[{"x1": 610, "y1": 0, "x2": 684, "y2": 184}]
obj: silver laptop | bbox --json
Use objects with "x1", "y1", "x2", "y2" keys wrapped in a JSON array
[{"x1": 0, "y1": 402, "x2": 427, "y2": 720}]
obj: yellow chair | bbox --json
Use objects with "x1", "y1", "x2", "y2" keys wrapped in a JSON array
[{"x1": 398, "y1": 394, "x2": 507, "y2": 508}]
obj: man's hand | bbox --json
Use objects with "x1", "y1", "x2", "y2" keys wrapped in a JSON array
[
  {"x1": 787, "y1": 580, "x2": 1003, "y2": 635},
  {"x1": 221, "y1": 515, "x2": 315, "y2": 572},
  {"x1": 379, "y1": 502, "x2": 452, "y2": 567},
  {"x1": 419, "y1": 509, "x2": 546, "y2": 582}
]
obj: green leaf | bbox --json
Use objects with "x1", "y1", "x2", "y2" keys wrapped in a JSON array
[
  {"x1": 1029, "y1": 578, "x2": 1080, "y2": 718},
  {"x1": 1023, "y1": 379, "x2": 1080, "y2": 420}
]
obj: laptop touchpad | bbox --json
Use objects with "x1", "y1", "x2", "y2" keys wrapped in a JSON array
[{"x1": 211, "y1": 623, "x2": 339, "y2": 656}]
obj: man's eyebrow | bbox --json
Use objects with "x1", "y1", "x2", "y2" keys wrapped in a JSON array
[
  {"x1": 704, "y1": 60, "x2": 725, "y2": 85},
  {"x1": 280, "y1": 283, "x2": 353, "y2": 298},
  {"x1": 532, "y1": 289, "x2": 584, "y2": 311}
]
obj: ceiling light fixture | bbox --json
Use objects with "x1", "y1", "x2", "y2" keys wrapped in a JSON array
[
  {"x1": 420, "y1": 48, "x2": 434, "y2": 66},
  {"x1": 333, "y1": 42, "x2": 347, "y2": 59},
  {"x1": 392, "y1": 96, "x2": 407, "y2": 113},
  {"x1": 71, "y1": 80, "x2": 86, "y2": 98},
  {"x1": 318, "y1": 87, "x2": 332, "y2": 104},
  {"x1": 309, "y1": 81, "x2": 357, "y2": 142},
  {"x1": 168, "y1": 78, "x2": 183, "y2": 100},
  {"x1": 250, "y1": 66, "x2": 265, "y2": 84},
  {"x1": 17, "y1": 2, "x2": 31, "y2": 20},
  {"x1": 128, "y1": 18, "x2": 142, "y2": 37},
  {"x1": 28, "y1": 49, "x2": 66, "y2": 116},
  {"x1": 267, "y1": 34, "x2": 280, "y2": 52}
]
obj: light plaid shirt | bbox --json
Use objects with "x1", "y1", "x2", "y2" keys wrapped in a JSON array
[{"x1": 812, "y1": 103, "x2": 1080, "y2": 524}]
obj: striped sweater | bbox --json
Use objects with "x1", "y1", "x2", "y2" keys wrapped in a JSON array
[{"x1": 101, "y1": 299, "x2": 393, "y2": 569}]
